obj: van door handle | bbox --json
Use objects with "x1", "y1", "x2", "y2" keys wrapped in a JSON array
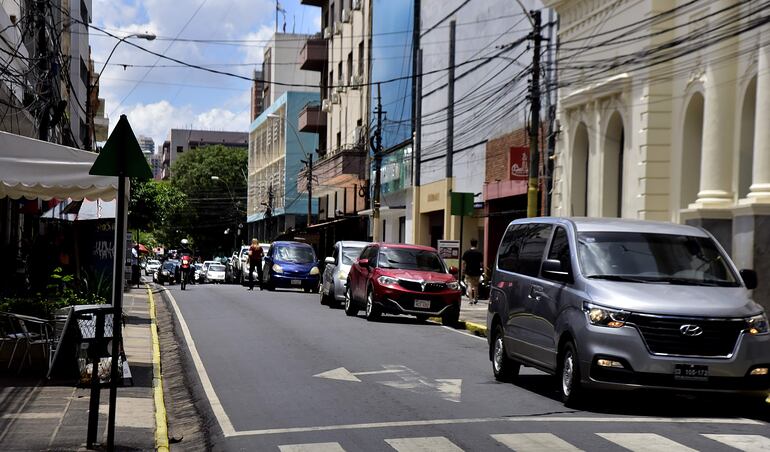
[{"x1": 529, "y1": 285, "x2": 545, "y2": 301}]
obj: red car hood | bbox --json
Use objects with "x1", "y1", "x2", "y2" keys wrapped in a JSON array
[{"x1": 379, "y1": 269, "x2": 455, "y2": 283}]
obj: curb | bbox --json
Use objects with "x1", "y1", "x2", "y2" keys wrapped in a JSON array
[
  {"x1": 148, "y1": 285, "x2": 170, "y2": 452},
  {"x1": 462, "y1": 321, "x2": 488, "y2": 338}
]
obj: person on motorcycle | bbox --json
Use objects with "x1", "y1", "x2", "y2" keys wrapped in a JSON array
[{"x1": 179, "y1": 239, "x2": 195, "y2": 287}]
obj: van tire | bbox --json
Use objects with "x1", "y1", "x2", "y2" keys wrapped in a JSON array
[
  {"x1": 558, "y1": 341, "x2": 585, "y2": 407},
  {"x1": 491, "y1": 323, "x2": 519, "y2": 382}
]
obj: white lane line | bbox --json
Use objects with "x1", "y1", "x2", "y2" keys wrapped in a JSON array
[
  {"x1": 164, "y1": 287, "x2": 237, "y2": 436},
  {"x1": 598, "y1": 433, "x2": 697, "y2": 452},
  {"x1": 279, "y1": 442, "x2": 347, "y2": 452},
  {"x1": 702, "y1": 434, "x2": 770, "y2": 451},
  {"x1": 386, "y1": 436, "x2": 464, "y2": 452},
  {"x1": 227, "y1": 416, "x2": 762, "y2": 438},
  {"x1": 492, "y1": 433, "x2": 584, "y2": 451},
  {"x1": 439, "y1": 325, "x2": 487, "y2": 341}
]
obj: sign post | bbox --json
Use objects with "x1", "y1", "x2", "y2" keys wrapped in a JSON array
[
  {"x1": 450, "y1": 192, "x2": 474, "y2": 277},
  {"x1": 88, "y1": 114, "x2": 152, "y2": 450}
]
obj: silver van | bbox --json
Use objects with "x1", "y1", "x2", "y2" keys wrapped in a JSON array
[{"x1": 487, "y1": 217, "x2": 769, "y2": 406}]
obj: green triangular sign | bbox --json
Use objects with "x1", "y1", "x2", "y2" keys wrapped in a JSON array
[{"x1": 89, "y1": 114, "x2": 153, "y2": 179}]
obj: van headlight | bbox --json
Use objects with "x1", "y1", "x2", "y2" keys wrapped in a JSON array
[
  {"x1": 272, "y1": 264, "x2": 283, "y2": 274},
  {"x1": 746, "y1": 313, "x2": 769, "y2": 335},
  {"x1": 310, "y1": 266, "x2": 320, "y2": 275},
  {"x1": 583, "y1": 302, "x2": 629, "y2": 328}
]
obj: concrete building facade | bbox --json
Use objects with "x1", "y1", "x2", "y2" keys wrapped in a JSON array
[
  {"x1": 546, "y1": 0, "x2": 770, "y2": 309},
  {"x1": 160, "y1": 129, "x2": 248, "y2": 179}
]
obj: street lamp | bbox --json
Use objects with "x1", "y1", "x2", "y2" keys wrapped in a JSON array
[
  {"x1": 211, "y1": 175, "x2": 243, "y2": 250},
  {"x1": 88, "y1": 32, "x2": 156, "y2": 151},
  {"x1": 266, "y1": 113, "x2": 314, "y2": 226}
]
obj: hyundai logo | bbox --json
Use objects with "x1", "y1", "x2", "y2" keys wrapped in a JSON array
[{"x1": 680, "y1": 324, "x2": 703, "y2": 337}]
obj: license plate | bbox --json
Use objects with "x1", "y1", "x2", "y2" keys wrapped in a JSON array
[
  {"x1": 291, "y1": 279, "x2": 302, "y2": 286},
  {"x1": 674, "y1": 364, "x2": 709, "y2": 381},
  {"x1": 414, "y1": 299, "x2": 431, "y2": 309}
]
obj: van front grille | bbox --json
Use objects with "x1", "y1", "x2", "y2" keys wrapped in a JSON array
[{"x1": 627, "y1": 314, "x2": 745, "y2": 357}]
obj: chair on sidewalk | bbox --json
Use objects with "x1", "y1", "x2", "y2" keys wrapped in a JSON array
[
  {"x1": 4, "y1": 313, "x2": 54, "y2": 374},
  {"x1": 1, "y1": 312, "x2": 26, "y2": 370}
]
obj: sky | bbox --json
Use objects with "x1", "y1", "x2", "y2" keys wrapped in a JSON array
[{"x1": 91, "y1": 0, "x2": 321, "y2": 151}]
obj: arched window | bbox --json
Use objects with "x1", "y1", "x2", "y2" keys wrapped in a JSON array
[
  {"x1": 603, "y1": 112, "x2": 625, "y2": 217},
  {"x1": 571, "y1": 122, "x2": 589, "y2": 216},
  {"x1": 681, "y1": 92, "x2": 704, "y2": 208}
]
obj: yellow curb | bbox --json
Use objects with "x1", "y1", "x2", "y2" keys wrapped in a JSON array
[
  {"x1": 464, "y1": 321, "x2": 488, "y2": 337},
  {"x1": 148, "y1": 286, "x2": 170, "y2": 452}
]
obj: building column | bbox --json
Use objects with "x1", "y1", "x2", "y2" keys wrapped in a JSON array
[
  {"x1": 695, "y1": 10, "x2": 737, "y2": 207},
  {"x1": 748, "y1": 44, "x2": 770, "y2": 202}
]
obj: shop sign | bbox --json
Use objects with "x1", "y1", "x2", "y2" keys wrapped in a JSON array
[{"x1": 510, "y1": 146, "x2": 529, "y2": 180}]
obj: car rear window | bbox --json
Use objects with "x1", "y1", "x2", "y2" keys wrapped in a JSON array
[{"x1": 209, "y1": 264, "x2": 225, "y2": 271}]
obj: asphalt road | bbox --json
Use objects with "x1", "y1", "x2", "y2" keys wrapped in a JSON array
[{"x1": 161, "y1": 282, "x2": 770, "y2": 451}]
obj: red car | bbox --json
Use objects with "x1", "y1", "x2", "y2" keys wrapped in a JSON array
[{"x1": 344, "y1": 243, "x2": 462, "y2": 326}]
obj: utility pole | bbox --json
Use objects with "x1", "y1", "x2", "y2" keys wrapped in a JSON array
[
  {"x1": 307, "y1": 153, "x2": 313, "y2": 226},
  {"x1": 526, "y1": 10, "x2": 542, "y2": 218},
  {"x1": 372, "y1": 83, "x2": 384, "y2": 241},
  {"x1": 543, "y1": 9, "x2": 556, "y2": 216},
  {"x1": 446, "y1": 20, "x2": 455, "y2": 179},
  {"x1": 36, "y1": 0, "x2": 50, "y2": 141}
]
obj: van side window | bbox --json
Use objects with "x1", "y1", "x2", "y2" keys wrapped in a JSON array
[
  {"x1": 519, "y1": 224, "x2": 553, "y2": 277},
  {"x1": 547, "y1": 226, "x2": 572, "y2": 277},
  {"x1": 498, "y1": 225, "x2": 525, "y2": 273}
]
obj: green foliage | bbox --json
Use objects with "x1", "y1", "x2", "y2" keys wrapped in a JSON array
[
  {"x1": 169, "y1": 145, "x2": 248, "y2": 255},
  {"x1": 0, "y1": 267, "x2": 107, "y2": 319}
]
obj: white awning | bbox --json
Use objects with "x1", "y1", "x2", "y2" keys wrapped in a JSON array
[{"x1": 0, "y1": 131, "x2": 118, "y2": 201}]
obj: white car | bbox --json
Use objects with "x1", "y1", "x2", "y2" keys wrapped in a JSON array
[
  {"x1": 145, "y1": 259, "x2": 161, "y2": 275},
  {"x1": 205, "y1": 263, "x2": 226, "y2": 283},
  {"x1": 200, "y1": 260, "x2": 219, "y2": 283}
]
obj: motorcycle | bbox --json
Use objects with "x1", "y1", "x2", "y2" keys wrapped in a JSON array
[{"x1": 180, "y1": 255, "x2": 193, "y2": 290}]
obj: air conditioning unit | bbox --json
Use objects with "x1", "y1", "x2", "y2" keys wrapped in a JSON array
[
  {"x1": 341, "y1": 8, "x2": 350, "y2": 23},
  {"x1": 323, "y1": 26, "x2": 331, "y2": 39},
  {"x1": 352, "y1": 0, "x2": 362, "y2": 10},
  {"x1": 321, "y1": 99, "x2": 331, "y2": 112},
  {"x1": 331, "y1": 93, "x2": 341, "y2": 104},
  {"x1": 349, "y1": 73, "x2": 362, "y2": 89},
  {"x1": 333, "y1": 22, "x2": 341, "y2": 35},
  {"x1": 353, "y1": 126, "x2": 365, "y2": 144}
]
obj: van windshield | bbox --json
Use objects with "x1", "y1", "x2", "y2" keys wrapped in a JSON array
[
  {"x1": 577, "y1": 232, "x2": 739, "y2": 287},
  {"x1": 275, "y1": 246, "x2": 316, "y2": 264}
]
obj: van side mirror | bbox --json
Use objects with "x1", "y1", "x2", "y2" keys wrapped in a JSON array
[
  {"x1": 542, "y1": 259, "x2": 572, "y2": 283},
  {"x1": 740, "y1": 269, "x2": 758, "y2": 290},
  {"x1": 325, "y1": 256, "x2": 335, "y2": 265}
]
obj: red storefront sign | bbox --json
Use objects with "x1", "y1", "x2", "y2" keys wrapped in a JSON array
[{"x1": 509, "y1": 147, "x2": 529, "y2": 180}]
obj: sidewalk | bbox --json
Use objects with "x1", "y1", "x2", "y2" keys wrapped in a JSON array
[
  {"x1": 0, "y1": 287, "x2": 161, "y2": 451},
  {"x1": 458, "y1": 296, "x2": 488, "y2": 337}
]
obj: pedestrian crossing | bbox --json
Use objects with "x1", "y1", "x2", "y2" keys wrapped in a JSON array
[{"x1": 278, "y1": 432, "x2": 770, "y2": 451}]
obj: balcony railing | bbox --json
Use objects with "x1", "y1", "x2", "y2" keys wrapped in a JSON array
[
  {"x1": 298, "y1": 102, "x2": 326, "y2": 133},
  {"x1": 299, "y1": 37, "x2": 327, "y2": 71}
]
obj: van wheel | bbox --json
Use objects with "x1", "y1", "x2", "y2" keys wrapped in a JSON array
[
  {"x1": 492, "y1": 323, "x2": 519, "y2": 382},
  {"x1": 365, "y1": 289, "x2": 381, "y2": 321},
  {"x1": 559, "y1": 341, "x2": 585, "y2": 407}
]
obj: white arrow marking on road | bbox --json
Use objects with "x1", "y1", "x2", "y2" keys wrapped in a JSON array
[
  {"x1": 313, "y1": 367, "x2": 404, "y2": 382},
  {"x1": 314, "y1": 366, "x2": 463, "y2": 402}
]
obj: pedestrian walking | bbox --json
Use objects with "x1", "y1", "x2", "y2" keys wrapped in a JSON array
[
  {"x1": 248, "y1": 238, "x2": 264, "y2": 290},
  {"x1": 461, "y1": 239, "x2": 483, "y2": 304}
]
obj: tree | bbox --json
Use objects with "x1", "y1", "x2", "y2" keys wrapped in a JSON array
[
  {"x1": 129, "y1": 179, "x2": 188, "y2": 246},
  {"x1": 170, "y1": 145, "x2": 248, "y2": 257}
]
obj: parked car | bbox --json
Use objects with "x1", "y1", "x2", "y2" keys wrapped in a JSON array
[
  {"x1": 205, "y1": 263, "x2": 226, "y2": 283},
  {"x1": 262, "y1": 241, "x2": 320, "y2": 292},
  {"x1": 153, "y1": 261, "x2": 178, "y2": 285},
  {"x1": 320, "y1": 241, "x2": 368, "y2": 307},
  {"x1": 145, "y1": 259, "x2": 161, "y2": 276},
  {"x1": 344, "y1": 243, "x2": 462, "y2": 325},
  {"x1": 487, "y1": 217, "x2": 768, "y2": 407},
  {"x1": 193, "y1": 263, "x2": 204, "y2": 283},
  {"x1": 233, "y1": 245, "x2": 251, "y2": 285},
  {"x1": 200, "y1": 260, "x2": 219, "y2": 283}
]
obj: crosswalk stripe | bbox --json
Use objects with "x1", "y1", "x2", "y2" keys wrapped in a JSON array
[
  {"x1": 386, "y1": 436, "x2": 464, "y2": 452},
  {"x1": 702, "y1": 434, "x2": 770, "y2": 451},
  {"x1": 598, "y1": 433, "x2": 697, "y2": 452},
  {"x1": 492, "y1": 433, "x2": 584, "y2": 451},
  {"x1": 278, "y1": 442, "x2": 346, "y2": 452}
]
